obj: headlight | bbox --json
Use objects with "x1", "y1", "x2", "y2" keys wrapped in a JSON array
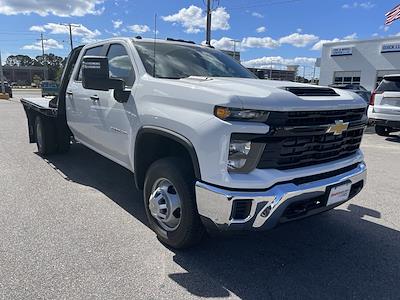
[
  {"x1": 215, "y1": 106, "x2": 269, "y2": 122},
  {"x1": 228, "y1": 138, "x2": 265, "y2": 173}
]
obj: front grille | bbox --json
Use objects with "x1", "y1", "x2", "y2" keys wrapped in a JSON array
[
  {"x1": 257, "y1": 127, "x2": 365, "y2": 170},
  {"x1": 233, "y1": 108, "x2": 367, "y2": 170},
  {"x1": 267, "y1": 108, "x2": 366, "y2": 126}
]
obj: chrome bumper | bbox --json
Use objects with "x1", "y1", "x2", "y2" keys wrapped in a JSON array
[{"x1": 195, "y1": 162, "x2": 367, "y2": 231}]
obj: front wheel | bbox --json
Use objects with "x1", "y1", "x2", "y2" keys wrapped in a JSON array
[
  {"x1": 143, "y1": 157, "x2": 205, "y2": 249},
  {"x1": 375, "y1": 125, "x2": 391, "y2": 136}
]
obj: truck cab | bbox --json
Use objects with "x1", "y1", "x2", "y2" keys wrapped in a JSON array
[{"x1": 21, "y1": 38, "x2": 368, "y2": 249}]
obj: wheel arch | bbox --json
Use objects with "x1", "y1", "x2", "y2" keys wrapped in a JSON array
[{"x1": 134, "y1": 126, "x2": 201, "y2": 190}]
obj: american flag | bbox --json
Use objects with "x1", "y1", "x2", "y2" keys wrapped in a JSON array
[{"x1": 385, "y1": 4, "x2": 400, "y2": 25}]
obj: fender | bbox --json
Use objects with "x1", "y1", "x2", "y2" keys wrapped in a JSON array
[{"x1": 134, "y1": 126, "x2": 202, "y2": 189}]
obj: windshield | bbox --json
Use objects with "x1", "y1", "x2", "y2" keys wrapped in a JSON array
[{"x1": 133, "y1": 41, "x2": 256, "y2": 79}]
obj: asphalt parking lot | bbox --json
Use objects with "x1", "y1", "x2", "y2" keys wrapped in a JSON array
[{"x1": 1, "y1": 89, "x2": 399, "y2": 299}]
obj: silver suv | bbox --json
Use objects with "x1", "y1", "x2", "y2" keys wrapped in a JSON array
[{"x1": 368, "y1": 74, "x2": 400, "y2": 136}]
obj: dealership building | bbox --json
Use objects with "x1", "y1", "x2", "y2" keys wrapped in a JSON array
[{"x1": 319, "y1": 37, "x2": 400, "y2": 91}]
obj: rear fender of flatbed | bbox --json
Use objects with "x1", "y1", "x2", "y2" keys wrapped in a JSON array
[{"x1": 20, "y1": 97, "x2": 70, "y2": 145}]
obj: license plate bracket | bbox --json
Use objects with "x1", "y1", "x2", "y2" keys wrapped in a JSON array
[{"x1": 326, "y1": 181, "x2": 352, "y2": 206}]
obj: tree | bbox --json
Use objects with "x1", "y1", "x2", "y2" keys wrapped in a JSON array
[
  {"x1": 5, "y1": 55, "x2": 35, "y2": 67},
  {"x1": 35, "y1": 53, "x2": 64, "y2": 81}
]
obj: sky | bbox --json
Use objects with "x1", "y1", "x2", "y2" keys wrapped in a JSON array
[{"x1": 0, "y1": 0, "x2": 400, "y2": 78}]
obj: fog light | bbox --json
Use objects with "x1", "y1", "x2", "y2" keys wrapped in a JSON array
[{"x1": 228, "y1": 140, "x2": 251, "y2": 171}]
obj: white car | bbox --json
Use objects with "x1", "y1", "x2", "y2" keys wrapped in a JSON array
[
  {"x1": 21, "y1": 38, "x2": 368, "y2": 249},
  {"x1": 368, "y1": 74, "x2": 400, "y2": 136}
]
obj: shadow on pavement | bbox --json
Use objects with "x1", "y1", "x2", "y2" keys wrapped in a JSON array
[
  {"x1": 40, "y1": 143, "x2": 148, "y2": 226},
  {"x1": 386, "y1": 135, "x2": 400, "y2": 143},
  {"x1": 42, "y1": 143, "x2": 400, "y2": 299}
]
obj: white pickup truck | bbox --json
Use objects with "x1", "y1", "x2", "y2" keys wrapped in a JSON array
[{"x1": 21, "y1": 37, "x2": 368, "y2": 249}]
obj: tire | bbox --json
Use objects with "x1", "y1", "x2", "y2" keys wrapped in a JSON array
[
  {"x1": 143, "y1": 157, "x2": 205, "y2": 249},
  {"x1": 375, "y1": 125, "x2": 391, "y2": 136},
  {"x1": 34, "y1": 116, "x2": 57, "y2": 156}
]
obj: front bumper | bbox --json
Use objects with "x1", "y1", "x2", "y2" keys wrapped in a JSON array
[{"x1": 195, "y1": 162, "x2": 367, "y2": 231}]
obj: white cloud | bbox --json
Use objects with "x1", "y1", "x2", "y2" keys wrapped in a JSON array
[
  {"x1": 81, "y1": 37, "x2": 101, "y2": 44},
  {"x1": 252, "y1": 12, "x2": 264, "y2": 18},
  {"x1": 162, "y1": 5, "x2": 230, "y2": 34},
  {"x1": 112, "y1": 20, "x2": 123, "y2": 29},
  {"x1": 256, "y1": 26, "x2": 266, "y2": 33},
  {"x1": 342, "y1": 1, "x2": 375, "y2": 9},
  {"x1": 0, "y1": 0, "x2": 104, "y2": 17},
  {"x1": 29, "y1": 23, "x2": 101, "y2": 39},
  {"x1": 379, "y1": 25, "x2": 390, "y2": 32},
  {"x1": 311, "y1": 33, "x2": 358, "y2": 51},
  {"x1": 208, "y1": 37, "x2": 236, "y2": 50},
  {"x1": 279, "y1": 33, "x2": 319, "y2": 47},
  {"x1": 242, "y1": 37, "x2": 280, "y2": 49},
  {"x1": 296, "y1": 28, "x2": 303, "y2": 33},
  {"x1": 22, "y1": 38, "x2": 63, "y2": 51},
  {"x1": 343, "y1": 32, "x2": 358, "y2": 40},
  {"x1": 242, "y1": 56, "x2": 317, "y2": 69},
  {"x1": 128, "y1": 24, "x2": 150, "y2": 34},
  {"x1": 209, "y1": 36, "x2": 280, "y2": 51}
]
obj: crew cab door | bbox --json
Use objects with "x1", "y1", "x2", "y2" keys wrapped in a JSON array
[
  {"x1": 90, "y1": 43, "x2": 138, "y2": 167},
  {"x1": 66, "y1": 44, "x2": 106, "y2": 145}
]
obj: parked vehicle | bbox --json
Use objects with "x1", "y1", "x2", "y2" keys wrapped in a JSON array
[
  {"x1": 329, "y1": 84, "x2": 371, "y2": 103},
  {"x1": 41, "y1": 80, "x2": 59, "y2": 97},
  {"x1": 1, "y1": 81, "x2": 12, "y2": 98},
  {"x1": 368, "y1": 74, "x2": 400, "y2": 136},
  {"x1": 21, "y1": 38, "x2": 368, "y2": 248}
]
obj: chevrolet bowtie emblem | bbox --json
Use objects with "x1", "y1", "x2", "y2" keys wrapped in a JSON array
[{"x1": 326, "y1": 120, "x2": 349, "y2": 135}]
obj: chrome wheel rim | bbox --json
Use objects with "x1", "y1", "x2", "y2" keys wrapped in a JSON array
[{"x1": 149, "y1": 178, "x2": 182, "y2": 231}]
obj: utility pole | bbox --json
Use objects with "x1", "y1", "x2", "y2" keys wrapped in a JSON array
[
  {"x1": 206, "y1": 0, "x2": 212, "y2": 45},
  {"x1": 61, "y1": 23, "x2": 81, "y2": 51},
  {"x1": 270, "y1": 60, "x2": 273, "y2": 80},
  {"x1": 0, "y1": 50, "x2": 5, "y2": 95},
  {"x1": 230, "y1": 39, "x2": 240, "y2": 60},
  {"x1": 37, "y1": 33, "x2": 48, "y2": 80}
]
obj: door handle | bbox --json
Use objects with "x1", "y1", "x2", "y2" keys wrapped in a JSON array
[
  {"x1": 66, "y1": 90, "x2": 73, "y2": 96},
  {"x1": 90, "y1": 95, "x2": 100, "y2": 101}
]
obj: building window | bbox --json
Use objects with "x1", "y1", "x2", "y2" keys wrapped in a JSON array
[{"x1": 333, "y1": 71, "x2": 361, "y2": 85}]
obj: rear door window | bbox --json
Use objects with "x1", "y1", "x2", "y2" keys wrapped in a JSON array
[
  {"x1": 377, "y1": 78, "x2": 400, "y2": 92},
  {"x1": 76, "y1": 45, "x2": 103, "y2": 81}
]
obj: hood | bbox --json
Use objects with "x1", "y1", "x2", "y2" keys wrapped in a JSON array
[{"x1": 179, "y1": 77, "x2": 367, "y2": 111}]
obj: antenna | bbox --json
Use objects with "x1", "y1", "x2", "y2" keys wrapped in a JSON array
[{"x1": 153, "y1": 13, "x2": 157, "y2": 78}]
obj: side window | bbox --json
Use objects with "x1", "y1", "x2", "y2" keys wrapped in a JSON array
[
  {"x1": 107, "y1": 44, "x2": 135, "y2": 86},
  {"x1": 76, "y1": 45, "x2": 103, "y2": 81}
]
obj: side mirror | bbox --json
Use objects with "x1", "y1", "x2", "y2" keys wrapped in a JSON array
[{"x1": 82, "y1": 56, "x2": 129, "y2": 103}]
